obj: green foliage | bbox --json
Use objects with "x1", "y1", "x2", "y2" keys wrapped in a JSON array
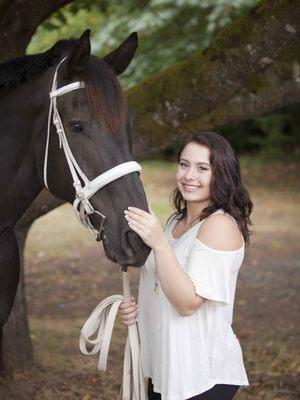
[
  {"x1": 27, "y1": 5, "x2": 103, "y2": 53},
  {"x1": 27, "y1": 0, "x2": 257, "y2": 88},
  {"x1": 219, "y1": 104, "x2": 300, "y2": 156}
]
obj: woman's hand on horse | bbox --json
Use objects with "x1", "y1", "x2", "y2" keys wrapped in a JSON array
[
  {"x1": 124, "y1": 206, "x2": 168, "y2": 250},
  {"x1": 118, "y1": 298, "x2": 139, "y2": 326}
]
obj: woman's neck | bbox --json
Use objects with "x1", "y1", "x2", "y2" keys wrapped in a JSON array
[{"x1": 185, "y1": 200, "x2": 213, "y2": 226}]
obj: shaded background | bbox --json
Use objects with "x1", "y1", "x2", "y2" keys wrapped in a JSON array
[{"x1": 0, "y1": 0, "x2": 299, "y2": 399}]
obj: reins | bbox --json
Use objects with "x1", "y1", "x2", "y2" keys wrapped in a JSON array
[{"x1": 45, "y1": 58, "x2": 147, "y2": 399}]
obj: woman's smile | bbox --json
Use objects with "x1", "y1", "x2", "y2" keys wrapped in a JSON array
[{"x1": 181, "y1": 183, "x2": 202, "y2": 192}]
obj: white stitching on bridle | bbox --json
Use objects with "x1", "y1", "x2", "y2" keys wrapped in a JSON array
[{"x1": 44, "y1": 57, "x2": 142, "y2": 240}]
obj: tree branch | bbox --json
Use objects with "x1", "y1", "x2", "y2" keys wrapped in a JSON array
[
  {"x1": 183, "y1": 55, "x2": 300, "y2": 134},
  {"x1": 128, "y1": 0, "x2": 300, "y2": 157}
]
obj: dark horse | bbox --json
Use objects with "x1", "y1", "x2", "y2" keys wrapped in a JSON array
[{"x1": 0, "y1": 30, "x2": 150, "y2": 366}]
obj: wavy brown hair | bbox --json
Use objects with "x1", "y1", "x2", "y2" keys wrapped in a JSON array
[{"x1": 169, "y1": 132, "x2": 253, "y2": 246}]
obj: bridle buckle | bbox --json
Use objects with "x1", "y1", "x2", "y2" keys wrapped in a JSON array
[{"x1": 85, "y1": 210, "x2": 106, "y2": 241}]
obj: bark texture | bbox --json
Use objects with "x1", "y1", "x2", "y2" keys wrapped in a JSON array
[
  {"x1": 1, "y1": 0, "x2": 300, "y2": 373},
  {"x1": 0, "y1": 0, "x2": 73, "y2": 62}
]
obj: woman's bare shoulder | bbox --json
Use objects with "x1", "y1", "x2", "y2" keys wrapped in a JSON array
[{"x1": 196, "y1": 213, "x2": 244, "y2": 251}]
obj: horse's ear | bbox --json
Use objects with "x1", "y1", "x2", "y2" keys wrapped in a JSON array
[
  {"x1": 66, "y1": 29, "x2": 91, "y2": 78},
  {"x1": 103, "y1": 32, "x2": 138, "y2": 75}
]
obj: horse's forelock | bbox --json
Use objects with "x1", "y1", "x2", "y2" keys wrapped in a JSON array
[{"x1": 81, "y1": 58, "x2": 127, "y2": 134}]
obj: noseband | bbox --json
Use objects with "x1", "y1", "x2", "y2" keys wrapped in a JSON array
[{"x1": 44, "y1": 58, "x2": 142, "y2": 241}]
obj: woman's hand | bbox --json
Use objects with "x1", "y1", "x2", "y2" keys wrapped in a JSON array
[
  {"x1": 124, "y1": 206, "x2": 168, "y2": 250},
  {"x1": 118, "y1": 298, "x2": 139, "y2": 326}
]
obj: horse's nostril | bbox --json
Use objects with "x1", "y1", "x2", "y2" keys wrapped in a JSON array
[{"x1": 123, "y1": 230, "x2": 139, "y2": 257}]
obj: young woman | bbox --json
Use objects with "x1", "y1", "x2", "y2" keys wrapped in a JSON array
[{"x1": 118, "y1": 131, "x2": 253, "y2": 400}]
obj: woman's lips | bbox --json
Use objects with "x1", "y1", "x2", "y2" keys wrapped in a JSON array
[{"x1": 182, "y1": 183, "x2": 201, "y2": 192}]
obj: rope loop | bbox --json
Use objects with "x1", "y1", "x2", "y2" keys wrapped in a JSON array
[
  {"x1": 79, "y1": 272, "x2": 147, "y2": 400},
  {"x1": 80, "y1": 294, "x2": 124, "y2": 370}
]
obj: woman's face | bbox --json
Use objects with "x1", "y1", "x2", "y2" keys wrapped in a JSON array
[{"x1": 176, "y1": 141, "x2": 213, "y2": 205}]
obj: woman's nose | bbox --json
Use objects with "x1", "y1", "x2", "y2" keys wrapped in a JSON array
[{"x1": 185, "y1": 167, "x2": 196, "y2": 180}]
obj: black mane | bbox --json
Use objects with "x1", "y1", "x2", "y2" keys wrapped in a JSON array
[{"x1": 0, "y1": 39, "x2": 77, "y2": 88}]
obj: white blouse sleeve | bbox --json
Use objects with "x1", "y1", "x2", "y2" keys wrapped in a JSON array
[{"x1": 186, "y1": 239, "x2": 236, "y2": 305}]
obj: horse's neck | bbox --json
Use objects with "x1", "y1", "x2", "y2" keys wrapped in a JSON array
[{"x1": 0, "y1": 70, "x2": 52, "y2": 228}]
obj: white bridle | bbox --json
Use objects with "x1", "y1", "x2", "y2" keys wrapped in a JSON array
[{"x1": 44, "y1": 58, "x2": 142, "y2": 240}]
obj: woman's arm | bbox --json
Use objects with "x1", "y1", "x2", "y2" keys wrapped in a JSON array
[
  {"x1": 124, "y1": 206, "x2": 205, "y2": 316},
  {"x1": 153, "y1": 239, "x2": 206, "y2": 316}
]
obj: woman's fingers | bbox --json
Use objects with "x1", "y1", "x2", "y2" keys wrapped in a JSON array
[
  {"x1": 118, "y1": 304, "x2": 137, "y2": 314},
  {"x1": 128, "y1": 219, "x2": 145, "y2": 232},
  {"x1": 127, "y1": 221, "x2": 145, "y2": 239},
  {"x1": 118, "y1": 303, "x2": 139, "y2": 326},
  {"x1": 124, "y1": 210, "x2": 149, "y2": 226},
  {"x1": 127, "y1": 207, "x2": 149, "y2": 217},
  {"x1": 118, "y1": 301, "x2": 138, "y2": 315},
  {"x1": 120, "y1": 311, "x2": 137, "y2": 323},
  {"x1": 119, "y1": 298, "x2": 135, "y2": 308},
  {"x1": 119, "y1": 308, "x2": 137, "y2": 318},
  {"x1": 119, "y1": 300, "x2": 134, "y2": 308}
]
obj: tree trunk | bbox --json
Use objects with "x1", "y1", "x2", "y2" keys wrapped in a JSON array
[
  {"x1": 2, "y1": 193, "x2": 64, "y2": 373},
  {"x1": 0, "y1": 0, "x2": 73, "y2": 62},
  {"x1": 2, "y1": 226, "x2": 33, "y2": 373},
  {"x1": 1, "y1": 0, "x2": 300, "y2": 374}
]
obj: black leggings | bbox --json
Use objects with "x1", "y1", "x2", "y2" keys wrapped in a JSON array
[{"x1": 148, "y1": 378, "x2": 239, "y2": 400}]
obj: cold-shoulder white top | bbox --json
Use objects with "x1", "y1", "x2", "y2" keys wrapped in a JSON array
[{"x1": 137, "y1": 209, "x2": 249, "y2": 400}]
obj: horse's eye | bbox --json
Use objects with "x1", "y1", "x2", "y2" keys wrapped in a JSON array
[{"x1": 70, "y1": 121, "x2": 83, "y2": 133}]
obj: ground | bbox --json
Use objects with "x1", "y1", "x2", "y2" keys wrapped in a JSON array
[{"x1": 0, "y1": 156, "x2": 299, "y2": 399}]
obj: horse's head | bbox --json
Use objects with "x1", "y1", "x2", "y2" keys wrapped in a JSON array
[{"x1": 45, "y1": 30, "x2": 150, "y2": 267}]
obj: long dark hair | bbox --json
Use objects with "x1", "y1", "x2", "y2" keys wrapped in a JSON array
[{"x1": 169, "y1": 132, "x2": 253, "y2": 246}]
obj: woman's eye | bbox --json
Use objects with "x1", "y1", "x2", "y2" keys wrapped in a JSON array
[
  {"x1": 179, "y1": 161, "x2": 188, "y2": 168},
  {"x1": 199, "y1": 167, "x2": 208, "y2": 171},
  {"x1": 70, "y1": 121, "x2": 83, "y2": 133}
]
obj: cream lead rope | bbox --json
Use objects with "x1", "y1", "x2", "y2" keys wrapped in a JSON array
[{"x1": 79, "y1": 269, "x2": 147, "y2": 400}]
